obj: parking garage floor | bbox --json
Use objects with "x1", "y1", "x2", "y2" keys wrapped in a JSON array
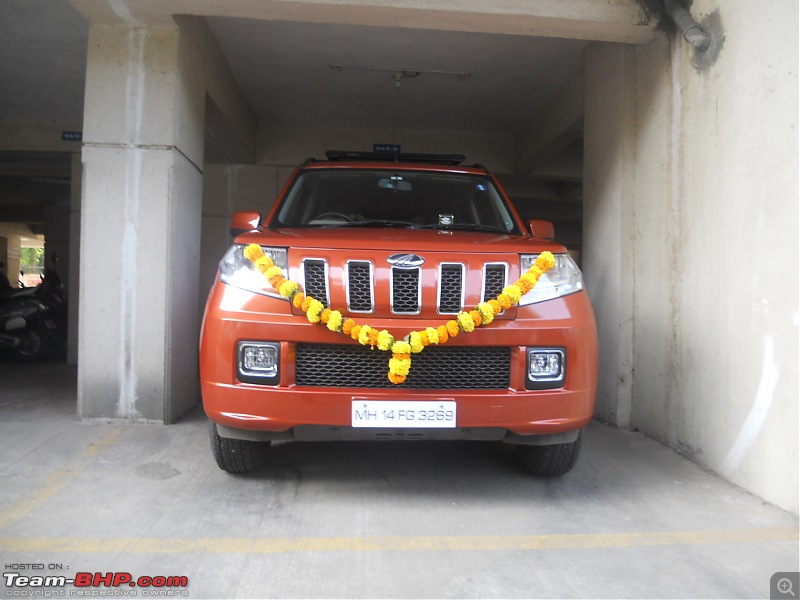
[{"x1": 0, "y1": 360, "x2": 797, "y2": 599}]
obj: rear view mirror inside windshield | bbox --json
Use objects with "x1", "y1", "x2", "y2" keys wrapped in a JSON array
[{"x1": 378, "y1": 177, "x2": 412, "y2": 192}]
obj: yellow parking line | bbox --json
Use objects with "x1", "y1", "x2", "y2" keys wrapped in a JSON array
[
  {"x1": 0, "y1": 527, "x2": 796, "y2": 555},
  {"x1": 0, "y1": 427, "x2": 125, "y2": 531}
]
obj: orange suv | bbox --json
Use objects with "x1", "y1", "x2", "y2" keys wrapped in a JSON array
[{"x1": 200, "y1": 151, "x2": 597, "y2": 475}]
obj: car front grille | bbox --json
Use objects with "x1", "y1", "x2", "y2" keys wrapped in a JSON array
[
  {"x1": 304, "y1": 259, "x2": 509, "y2": 315},
  {"x1": 295, "y1": 344, "x2": 511, "y2": 389}
]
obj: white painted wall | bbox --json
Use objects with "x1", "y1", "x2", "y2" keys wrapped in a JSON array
[{"x1": 584, "y1": 0, "x2": 798, "y2": 513}]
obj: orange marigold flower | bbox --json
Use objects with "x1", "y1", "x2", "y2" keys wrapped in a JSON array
[
  {"x1": 351, "y1": 325, "x2": 362, "y2": 340},
  {"x1": 320, "y1": 309, "x2": 332, "y2": 324},
  {"x1": 497, "y1": 294, "x2": 512, "y2": 310},
  {"x1": 301, "y1": 296, "x2": 312, "y2": 312},
  {"x1": 367, "y1": 328, "x2": 379, "y2": 347},
  {"x1": 489, "y1": 299, "x2": 502, "y2": 314},
  {"x1": 292, "y1": 292, "x2": 305, "y2": 309},
  {"x1": 470, "y1": 310, "x2": 483, "y2": 327},
  {"x1": 516, "y1": 278, "x2": 533, "y2": 295},
  {"x1": 446, "y1": 320, "x2": 460, "y2": 337},
  {"x1": 269, "y1": 275, "x2": 284, "y2": 289},
  {"x1": 342, "y1": 319, "x2": 356, "y2": 336},
  {"x1": 388, "y1": 372, "x2": 407, "y2": 385},
  {"x1": 437, "y1": 325, "x2": 449, "y2": 344}
]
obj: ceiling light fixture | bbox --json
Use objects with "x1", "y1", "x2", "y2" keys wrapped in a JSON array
[{"x1": 329, "y1": 63, "x2": 471, "y2": 87}]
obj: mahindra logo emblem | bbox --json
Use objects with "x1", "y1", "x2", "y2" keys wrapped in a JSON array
[{"x1": 387, "y1": 253, "x2": 425, "y2": 267}]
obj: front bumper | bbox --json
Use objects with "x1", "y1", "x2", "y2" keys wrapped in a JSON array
[{"x1": 200, "y1": 283, "x2": 598, "y2": 440}]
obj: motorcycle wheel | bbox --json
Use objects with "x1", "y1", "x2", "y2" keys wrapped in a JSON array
[{"x1": 12, "y1": 325, "x2": 49, "y2": 361}]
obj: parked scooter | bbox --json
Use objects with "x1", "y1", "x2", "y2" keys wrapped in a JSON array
[{"x1": 0, "y1": 261, "x2": 67, "y2": 361}]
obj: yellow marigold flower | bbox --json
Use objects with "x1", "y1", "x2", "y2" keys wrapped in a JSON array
[
  {"x1": 488, "y1": 299, "x2": 502, "y2": 315},
  {"x1": 388, "y1": 372, "x2": 406, "y2": 385},
  {"x1": 292, "y1": 292, "x2": 305, "y2": 309},
  {"x1": 388, "y1": 357, "x2": 411, "y2": 377},
  {"x1": 306, "y1": 298, "x2": 324, "y2": 323},
  {"x1": 327, "y1": 310, "x2": 343, "y2": 332},
  {"x1": 526, "y1": 266, "x2": 543, "y2": 280},
  {"x1": 419, "y1": 331, "x2": 430, "y2": 346},
  {"x1": 265, "y1": 265, "x2": 283, "y2": 281},
  {"x1": 457, "y1": 311, "x2": 475, "y2": 333},
  {"x1": 534, "y1": 251, "x2": 556, "y2": 272},
  {"x1": 391, "y1": 340, "x2": 411, "y2": 355},
  {"x1": 351, "y1": 325, "x2": 362, "y2": 341},
  {"x1": 425, "y1": 327, "x2": 439, "y2": 345},
  {"x1": 377, "y1": 330, "x2": 394, "y2": 351},
  {"x1": 278, "y1": 280, "x2": 299, "y2": 299},
  {"x1": 320, "y1": 308, "x2": 332, "y2": 324},
  {"x1": 342, "y1": 319, "x2": 356, "y2": 336},
  {"x1": 358, "y1": 325, "x2": 372, "y2": 346},
  {"x1": 254, "y1": 255, "x2": 272, "y2": 274},
  {"x1": 497, "y1": 294, "x2": 512, "y2": 310},
  {"x1": 477, "y1": 302, "x2": 494, "y2": 325},
  {"x1": 244, "y1": 244, "x2": 264, "y2": 262},
  {"x1": 446, "y1": 320, "x2": 460, "y2": 337},
  {"x1": 436, "y1": 325, "x2": 449, "y2": 344},
  {"x1": 409, "y1": 331, "x2": 424, "y2": 353},
  {"x1": 503, "y1": 284, "x2": 523, "y2": 305}
]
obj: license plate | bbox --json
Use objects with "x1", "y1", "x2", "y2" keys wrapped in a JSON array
[{"x1": 351, "y1": 400, "x2": 457, "y2": 428}]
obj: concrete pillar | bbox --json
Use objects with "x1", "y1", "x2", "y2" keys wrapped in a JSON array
[
  {"x1": 582, "y1": 43, "x2": 636, "y2": 428},
  {"x1": 68, "y1": 152, "x2": 82, "y2": 365},
  {"x1": 78, "y1": 24, "x2": 204, "y2": 422}
]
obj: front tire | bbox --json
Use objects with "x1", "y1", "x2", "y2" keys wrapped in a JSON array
[
  {"x1": 516, "y1": 431, "x2": 582, "y2": 476},
  {"x1": 209, "y1": 422, "x2": 270, "y2": 474}
]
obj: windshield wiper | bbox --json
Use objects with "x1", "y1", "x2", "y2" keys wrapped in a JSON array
[
  {"x1": 329, "y1": 219, "x2": 415, "y2": 228},
  {"x1": 414, "y1": 223, "x2": 510, "y2": 234}
]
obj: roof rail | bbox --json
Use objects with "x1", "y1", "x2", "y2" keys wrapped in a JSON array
[{"x1": 324, "y1": 150, "x2": 466, "y2": 166}]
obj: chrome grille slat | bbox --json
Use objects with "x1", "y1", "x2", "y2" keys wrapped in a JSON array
[
  {"x1": 295, "y1": 344, "x2": 511, "y2": 389},
  {"x1": 302, "y1": 259, "x2": 329, "y2": 308},
  {"x1": 483, "y1": 263, "x2": 507, "y2": 302},
  {"x1": 391, "y1": 267, "x2": 421, "y2": 314},
  {"x1": 347, "y1": 261, "x2": 374, "y2": 312},
  {"x1": 438, "y1": 263, "x2": 464, "y2": 314}
]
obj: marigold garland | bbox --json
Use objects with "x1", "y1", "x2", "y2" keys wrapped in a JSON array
[{"x1": 242, "y1": 243, "x2": 556, "y2": 384}]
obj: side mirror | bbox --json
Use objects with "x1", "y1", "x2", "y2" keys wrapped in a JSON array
[
  {"x1": 528, "y1": 219, "x2": 555, "y2": 240},
  {"x1": 230, "y1": 211, "x2": 261, "y2": 237}
]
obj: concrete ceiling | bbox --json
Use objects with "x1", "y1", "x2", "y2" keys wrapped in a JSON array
[
  {"x1": 206, "y1": 17, "x2": 588, "y2": 133},
  {"x1": 0, "y1": 0, "x2": 659, "y2": 236}
]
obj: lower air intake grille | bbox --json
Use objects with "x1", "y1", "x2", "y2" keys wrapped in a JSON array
[{"x1": 295, "y1": 344, "x2": 511, "y2": 389}]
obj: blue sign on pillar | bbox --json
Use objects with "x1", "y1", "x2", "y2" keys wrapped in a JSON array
[{"x1": 61, "y1": 131, "x2": 83, "y2": 141}]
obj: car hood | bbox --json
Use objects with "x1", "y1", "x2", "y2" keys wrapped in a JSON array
[{"x1": 237, "y1": 227, "x2": 564, "y2": 254}]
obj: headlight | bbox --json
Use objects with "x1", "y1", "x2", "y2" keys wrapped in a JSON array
[
  {"x1": 519, "y1": 253, "x2": 584, "y2": 305},
  {"x1": 219, "y1": 244, "x2": 288, "y2": 298}
]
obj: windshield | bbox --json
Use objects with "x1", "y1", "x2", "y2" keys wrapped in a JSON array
[{"x1": 271, "y1": 169, "x2": 522, "y2": 234}]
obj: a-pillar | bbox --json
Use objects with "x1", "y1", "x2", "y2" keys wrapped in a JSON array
[{"x1": 78, "y1": 24, "x2": 204, "y2": 422}]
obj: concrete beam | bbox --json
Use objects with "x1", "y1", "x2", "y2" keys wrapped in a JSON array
[
  {"x1": 68, "y1": 0, "x2": 660, "y2": 43},
  {"x1": 515, "y1": 66, "x2": 585, "y2": 174}
]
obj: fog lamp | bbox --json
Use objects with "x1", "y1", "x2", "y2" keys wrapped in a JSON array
[
  {"x1": 526, "y1": 348, "x2": 566, "y2": 390},
  {"x1": 238, "y1": 342, "x2": 280, "y2": 384}
]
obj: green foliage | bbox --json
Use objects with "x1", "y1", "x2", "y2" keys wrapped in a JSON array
[{"x1": 19, "y1": 247, "x2": 44, "y2": 268}]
